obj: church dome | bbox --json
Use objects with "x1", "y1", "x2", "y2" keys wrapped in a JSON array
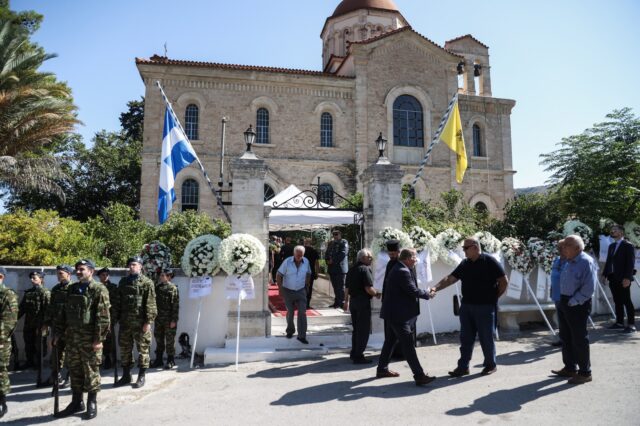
[{"x1": 332, "y1": 0, "x2": 399, "y2": 18}]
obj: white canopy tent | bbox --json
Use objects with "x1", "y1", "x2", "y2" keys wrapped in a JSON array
[{"x1": 265, "y1": 185, "x2": 361, "y2": 231}]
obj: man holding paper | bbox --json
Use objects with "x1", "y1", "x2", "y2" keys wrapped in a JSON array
[
  {"x1": 277, "y1": 246, "x2": 311, "y2": 344},
  {"x1": 433, "y1": 238, "x2": 508, "y2": 377}
]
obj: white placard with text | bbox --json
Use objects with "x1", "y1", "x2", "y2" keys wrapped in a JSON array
[
  {"x1": 188, "y1": 276, "x2": 212, "y2": 299},
  {"x1": 224, "y1": 274, "x2": 255, "y2": 300}
]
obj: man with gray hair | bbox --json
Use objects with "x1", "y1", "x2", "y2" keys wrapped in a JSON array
[
  {"x1": 551, "y1": 234, "x2": 598, "y2": 384},
  {"x1": 277, "y1": 245, "x2": 311, "y2": 344}
]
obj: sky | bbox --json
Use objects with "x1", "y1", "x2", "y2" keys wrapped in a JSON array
[{"x1": 11, "y1": 0, "x2": 640, "y2": 189}]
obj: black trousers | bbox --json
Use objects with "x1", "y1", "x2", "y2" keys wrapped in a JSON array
[
  {"x1": 329, "y1": 273, "x2": 346, "y2": 307},
  {"x1": 349, "y1": 297, "x2": 371, "y2": 359},
  {"x1": 557, "y1": 296, "x2": 591, "y2": 375},
  {"x1": 306, "y1": 276, "x2": 315, "y2": 307},
  {"x1": 377, "y1": 317, "x2": 424, "y2": 377},
  {"x1": 23, "y1": 327, "x2": 47, "y2": 367},
  {"x1": 609, "y1": 278, "x2": 635, "y2": 325}
]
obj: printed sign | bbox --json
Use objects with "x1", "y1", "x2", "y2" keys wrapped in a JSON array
[
  {"x1": 416, "y1": 249, "x2": 432, "y2": 288},
  {"x1": 374, "y1": 251, "x2": 389, "y2": 290},
  {"x1": 188, "y1": 276, "x2": 212, "y2": 299},
  {"x1": 536, "y1": 266, "x2": 548, "y2": 300},
  {"x1": 224, "y1": 274, "x2": 255, "y2": 300},
  {"x1": 506, "y1": 269, "x2": 523, "y2": 299},
  {"x1": 599, "y1": 235, "x2": 614, "y2": 262}
]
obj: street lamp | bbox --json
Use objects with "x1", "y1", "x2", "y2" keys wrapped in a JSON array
[
  {"x1": 243, "y1": 125, "x2": 256, "y2": 153},
  {"x1": 375, "y1": 132, "x2": 389, "y2": 164}
]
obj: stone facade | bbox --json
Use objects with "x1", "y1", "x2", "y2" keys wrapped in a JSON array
[{"x1": 136, "y1": 1, "x2": 516, "y2": 224}]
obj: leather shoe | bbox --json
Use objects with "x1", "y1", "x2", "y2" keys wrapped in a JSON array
[
  {"x1": 448, "y1": 367, "x2": 469, "y2": 377},
  {"x1": 376, "y1": 369, "x2": 400, "y2": 378},
  {"x1": 551, "y1": 368, "x2": 577, "y2": 378},
  {"x1": 352, "y1": 357, "x2": 372, "y2": 364},
  {"x1": 608, "y1": 322, "x2": 625, "y2": 330},
  {"x1": 296, "y1": 337, "x2": 309, "y2": 344},
  {"x1": 567, "y1": 374, "x2": 592, "y2": 384},
  {"x1": 624, "y1": 325, "x2": 636, "y2": 333},
  {"x1": 481, "y1": 366, "x2": 497, "y2": 375},
  {"x1": 286, "y1": 333, "x2": 293, "y2": 339},
  {"x1": 414, "y1": 374, "x2": 436, "y2": 386}
]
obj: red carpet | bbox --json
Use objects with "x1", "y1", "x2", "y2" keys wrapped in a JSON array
[{"x1": 268, "y1": 284, "x2": 320, "y2": 317}]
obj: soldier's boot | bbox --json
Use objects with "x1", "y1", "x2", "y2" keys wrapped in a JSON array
[
  {"x1": 164, "y1": 355, "x2": 175, "y2": 370},
  {"x1": 0, "y1": 394, "x2": 7, "y2": 419},
  {"x1": 150, "y1": 353, "x2": 164, "y2": 368},
  {"x1": 103, "y1": 354, "x2": 112, "y2": 370},
  {"x1": 54, "y1": 391, "x2": 85, "y2": 418},
  {"x1": 132, "y1": 368, "x2": 146, "y2": 389},
  {"x1": 85, "y1": 391, "x2": 97, "y2": 420},
  {"x1": 114, "y1": 366, "x2": 132, "y2": 387}
]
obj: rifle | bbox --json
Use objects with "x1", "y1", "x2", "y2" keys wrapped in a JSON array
[
  {"x1": 112, "y1": 324, "x2": 118, "y2": 383},
  {"x1": 51, "y1": 336, "x2": 59, "y2": 415}
]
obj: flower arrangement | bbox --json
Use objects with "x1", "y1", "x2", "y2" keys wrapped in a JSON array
[
  {"x1": 407, "y1": 226, "x2": 436, "y2": 252},
  {"x1": 563, "y1": 220, "x2": 593, "y2": 248},
  {"x1": 624, "y1": 221, "x2": 640, "y2": 248},
  {"x1": 218, "y1": 233, "x2": 267, "y2": 277},
  {"x1": 312, "y1": 229, "x2": 330, "y2": 243},
  {"x1": 140, "y1": 241, "x2": 172, "y2": 281},
  {"x1": 501, "y1": 237, "x2": 534, "y2": 274},
  {"x1": 527, "y1": 237, "x2": 557, "y2": 274},
  {"x1": 473, "y1": 231, "x2": 502, "y2": 254},
  {"x1": 181, "y1": 234, "x2": 222, "y2": 277},
  {"x1": 435, "y1": 228, "x2": 463, "y2": 265},
  {"x1": 546, "y1": 230, "x2": 564, "y2": 242},
  {"x1": 371, "y1": 227, "x2": 413, "y2": 258}
]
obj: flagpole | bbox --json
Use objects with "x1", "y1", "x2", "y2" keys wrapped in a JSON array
[
  {"x1": 156, "y1": 81, "x2": 232, "y2": 223},
  {"x1": 410, "y1": 93, "x2": 459, "y2": 189}
]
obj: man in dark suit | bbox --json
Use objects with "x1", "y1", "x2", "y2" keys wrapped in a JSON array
[
  {"x1": 603, "y1": 224, "x2": 636, "y2": 333},
  {"x1": 325, "y1": 230, "x2": 349, "y2": 309},
  {"x1": 376, "y1": 248, "x2": 436, "y2": 386}
]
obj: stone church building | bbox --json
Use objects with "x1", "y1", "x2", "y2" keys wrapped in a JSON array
[{"x1": 136, "y1": 0, "x2": 516, "y2": 223}]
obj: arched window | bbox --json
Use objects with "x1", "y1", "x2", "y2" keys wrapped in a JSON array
[
  {"x1": 264, "y1": 184, "x2": 276, "y2": 202},
  {"x1": 181, "y1": 179, "x2": 199, "y2": 211},
  {"x1": 473, "y1": 124, "x2": 484, "y2": 157},
  {"x1": 185, "y1": 104, "x2": 199, "y2": 140},
  {"x1": 474, "y1": 202, "x2": 488, "y2": 213},
  {"x1": 393, "y1": 95, "x2": 424, "y2": 147},
  {"x1": 318, "y1": 183, "x2": 334, "y2": 206},
  {"x1": 321, "y1": 112, "x2": 333, "y2": 147},
  {"x1": 256, "y1": 108, "x2": 269, "y2": 144}
]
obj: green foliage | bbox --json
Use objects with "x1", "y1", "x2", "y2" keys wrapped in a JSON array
[
  {"x1": 0, "y1": 209, "x2": 106, "y2": 266},
  {"x1": 488, "y1": 192, "x2": 564, "y2": 241},
  {"x1": 85, "y1": 203, "x2": 154, "y2": 267},
  {"x1": 402, "y1": 188, "x2": 491, "y2": 237},
  {"x1": 154, "y1": 210, "x2": 231, "y2": 267},
  {"x1": 540, "y1": 108, "x2": 640, "y2": 230}
]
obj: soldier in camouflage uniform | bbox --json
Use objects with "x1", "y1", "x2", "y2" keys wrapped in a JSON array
[
  {"x1": 114, "y1": 256, "x2": 157, "y2": 388},
  {"x1": 53, "y1": 259, "x2": 110, "y2": 420},
  {"x1": 0, "y1": 267, "x2": 18, "y2": 419},
  {"x1": 97, "y1": 267, "x2": 118, "y2": 369},
  {"x1": 42, "y1": 265, "x2": 74, "y2": 388},
  {"x1": 150, "y1": 268, "x2": 179, "y2": 370},
  {"x1": 18, "y1": 271, "x2": 50, "y2": 370}
]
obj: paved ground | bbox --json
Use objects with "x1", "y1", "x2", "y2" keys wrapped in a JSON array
[{"x1": 3, "y1": 316, "x2": 638, "y2": 425}]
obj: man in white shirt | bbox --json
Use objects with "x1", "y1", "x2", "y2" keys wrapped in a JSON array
[{"x1": 277, "y1": 246, "x2": 312, "y2": 344}]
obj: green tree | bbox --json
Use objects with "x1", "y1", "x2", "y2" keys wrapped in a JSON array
[
  {"x1": 488, "y1": 192, "x2": 564, "y2": 240},
  {"x1": 85, "y1": 203, "x2": 154, "y2": 267},
  {"x1": 154, "y1": 210, "x2": 230, "y2": 267},
  {"x1": 540, "y1": 108, "x2": 640, "y2": 228},
  {"x1": 0, "y1": 14, "x2": 78, "y2": 199}
]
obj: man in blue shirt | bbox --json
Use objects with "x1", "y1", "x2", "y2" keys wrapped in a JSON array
[
  {"x1": 277, "y1": 246, "x2": 311, "y2": 344},
  {"x1": 552, "y1": 235, "x2": 597, "y2": 384}
]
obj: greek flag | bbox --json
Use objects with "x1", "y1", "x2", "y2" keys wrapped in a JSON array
[{"x1": 157, "y1": 108, "x2": 199, "y2": 224}]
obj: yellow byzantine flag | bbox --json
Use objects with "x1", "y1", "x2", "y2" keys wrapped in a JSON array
[{"x1": 440, "y1": 101, "x2": 467, "y2": 183}]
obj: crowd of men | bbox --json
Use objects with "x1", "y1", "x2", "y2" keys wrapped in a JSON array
[{"x1": 0, "y1": 256, "x2": 180, "y2": 420}]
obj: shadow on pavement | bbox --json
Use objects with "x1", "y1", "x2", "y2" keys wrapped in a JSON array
[
  {"x1": 445, "y1": 377, "x2": 572, "y2": 416},
  {"x1": 248, "y1": 355, "x2": 380, "y2": 379}
]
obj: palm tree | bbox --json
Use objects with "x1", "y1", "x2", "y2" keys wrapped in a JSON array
[{"x1": 0, "y1": 17, "x2": 78, "y2": 199}]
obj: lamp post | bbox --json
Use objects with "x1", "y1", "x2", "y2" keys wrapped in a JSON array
[
  {"x1": 375, "y1": 132, "x2": 389, "y2": 164},
  {"x1": 241, "y1": 124, "x2": 258, "y2": 159}
]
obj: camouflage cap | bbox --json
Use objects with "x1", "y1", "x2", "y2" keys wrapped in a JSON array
[
  {"x1": 160, "y1": 268, "x2": 175, "y2": 277},
  {"x1": 97, "y1": 267, "x2": 110, "y2": 275}
]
